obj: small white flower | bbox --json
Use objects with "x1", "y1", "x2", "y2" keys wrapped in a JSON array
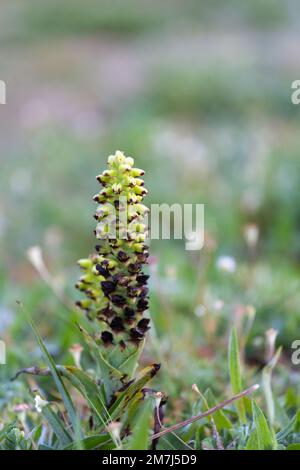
[
  {"x1": 192, "y1": 383, "x2": 201, "y2": 395},
  {"x1": 34, "y1": 395, "x2": 49, "y2": 413},
  {"x1": 194, "y1": 304, "x2": 206, "y2": 317},
  {"x1": 26, "y1": 246, "x2": 44, "y2": 272},
  {"x1": 244, "y1": 223, "x2": 259, "y2": 248},
  {"x1": 216, "y1": 255, "x2": 236, "y2": 274},
  {"x1": 69, "y1": 343, "x2": 83, "y2": 368},
  {"x1": 108, "y1": 421, "x2": 122, "y2": 444},
  {"x1": 154, "y1": 391, "x2": 164, "y2": 409},
  {"x1": 213, "y1": 299, "x2": 224, "y2": 311}
]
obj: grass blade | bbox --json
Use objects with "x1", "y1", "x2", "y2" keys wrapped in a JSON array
[
  {"x1": 252, "y1": 401, "x2": 277, "y2": 450},
  {"x1": 228, "y1": 327, "x2": 246, "y2": 424},
  {"x1": 18, "y1": 302, "x2": 80, "y2": 436},
  {"x1": 42, "y1": 405, "x2": 72, "y2": 447},
  {"x1": 128, "y1": 398, "x2": 153, "y2": 450}
]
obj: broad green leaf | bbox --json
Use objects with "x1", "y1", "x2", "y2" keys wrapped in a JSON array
[
  {"x1": 252, "y1": 401, "x2": 277, "y2": 450},
  {"x1": 108, "y1": 339, "x2": 145, "y2": 378},
  {"x1": 63, "y1": 434, "x2": 112, "y2": 450},
  {"x1": 245, "y1": 430, "x2": 259, "y2": 450},
  {"x1": 60, "y1": 366, "x2": 109, "y2": 425},
  {"x1": 228, "y1": 328, "x2": 246, "y2": 423},
  {"x1": 109, "y1": 363, "x2": 160, "y2": 421},
  {"x1": 128, "y1": 398, "x2": 152, "y2": 450}
]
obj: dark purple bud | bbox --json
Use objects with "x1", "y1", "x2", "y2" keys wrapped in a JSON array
[
  {"x1": 101, "y1": 281, "x2": 116, "y2": 296},
  {"x1": 130, "y1": 328, "x2": 144, "y2": 341},
  {"x1": 101, "y1": 331, "x2": 114, "y2": 346},
  {"x1": 110, "y1": 316, "x2": 124, "y2": 332},
  {"x1": 119, "y1": 340, "x2": 126, "y2": 351},
  {"x1": 128, "y1": 263, "x2": 141, "y2": 274},
  {"x1": 124, "y1": 306, "x2": 135, "y2": 318},
  {"x1": 137, "y1": 298, "x2": 149, "y2": 311},
  {"x1": 110, "y1": 294, "x2": 126, "y2": 306},
  {"x1": 99, "y1": 306, "x2": 115, "y2": 318},
  {"x1": 127, "y1": 286, "x2": 139, "y2": 298},
  {"x1": 136, "y1": 254, "x2": 149, "y2": 264},
  {"x1": 96, "y1": 264, "x2": 109, "y2": 277},
  {"x1": 136, "y1": 274, "x2": 149, "y2": 285},
  {"x1": 113, "y1": 273, "x2": 129, "y2": 286},
  {"x1": 138, "y1": 286, "x2": 149, "y2": 298},
  {"x1": 117, "y1": 251, "x2": 129, "y2": 262},
  {"x1": 151, "y1": 363, "x2": 161, "y2": 376},
  {"x1": 137, "y1": 318, "x2": 150, "y2": 334}
]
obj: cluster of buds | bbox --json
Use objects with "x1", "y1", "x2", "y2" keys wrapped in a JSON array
[{"x1": 76, "y1": 151, "x2": 150, "y2": 352}]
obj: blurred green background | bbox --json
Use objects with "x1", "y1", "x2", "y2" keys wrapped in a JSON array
[{"x1": 1, "y1": 0, "x2": 300, "y2": 409}]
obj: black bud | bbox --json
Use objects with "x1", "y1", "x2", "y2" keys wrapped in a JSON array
[
  {"x1": 137, "y1": 318, "x2": 150, "y2": 334},
  {"x1": 101, "y1": 331, "x2": 114, "y2": 346},
  {"x1": 96, "y1": 264, "x2": 109, "y2": 277},
  {"x1": 124, "y1": 306, "x2": 135, "y2": 318},
  {"x1": 137, "y1": 298, "x2": 149, "y2": 311},
  {"x1": 110, "y1": 316, "x2": 125, "y2": 332},
  {"x1": 117, "y1": 251, "x2": 129, "y2": 262},
  {"x1": 138, "y1": 286, "x2": 149, "y2": 298},
  {"x1": 136, "y1": 252, "x2": 149, "y2": 263},
  {"x1": 101, "y1": 281, "x2": 116, "y2": 296},
  {"x1": 136, "y1": 274, "x2": 149, "y2": 285},
  {"x1": 128, "y1": 263, "x2": 141, "y2": 274},
  {"x1": 127, "y1": 286, "x2": 139, "y2": 298},
  {"x1": 113, "y1": 273, "x2": 129, "y2": 286},
  {"x1": 110, "y1": 294, "x2": 126, "y2": 306},
  {"x1": 99, "y1": 306, "x2": 115, "y2": 318},
  {"x1": 130, "y1": 328, "x2": 144, "y2": 341}
]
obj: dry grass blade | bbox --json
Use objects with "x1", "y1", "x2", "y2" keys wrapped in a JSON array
[{"x1": 151, "y1": 384, "x2": 259, "y2": 441}]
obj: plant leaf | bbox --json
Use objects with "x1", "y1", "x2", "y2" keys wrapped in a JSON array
[
  {"x1": 42, "y1": 404, "x2": 72, "y2": 447},
  {"x1": 287, "y1": 443, "x2": 300, "y2": 450},
  {"x1": 228, "y1": 327, "x2": 246, "y2": 423},
  {"x1": 245, "y1": 430, "x2": 259, "y2": 450},
  {"x1": 205, "y1": 389, "x2": 232, "y2": 431},
  {"x1": 22, "y1": 303, "x2": 80, "y2": 436},
  {"x1": 63, "y1": 434, "x2": 112, "y2": 450},
  {"x1": 276, "y1": 410, "x2": 300, "y2": 443},
  {"x1": 109, "y1": 363, "x2": 160, "y2": 421},
  {"x1": 127, "y1": 398, "x2": 153, "y2": 450},
  {"x1": 252, "y1": 401, "x2": 277, "y2": 450}
]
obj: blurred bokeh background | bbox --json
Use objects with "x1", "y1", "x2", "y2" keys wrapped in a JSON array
[{"x1": 1, "y1": 0, "x2": 300, "y2": 409}]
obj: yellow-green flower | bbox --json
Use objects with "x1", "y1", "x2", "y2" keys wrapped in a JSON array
[{"x1": 76, "y1": 151, "x2": 150, "y2": 351}]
